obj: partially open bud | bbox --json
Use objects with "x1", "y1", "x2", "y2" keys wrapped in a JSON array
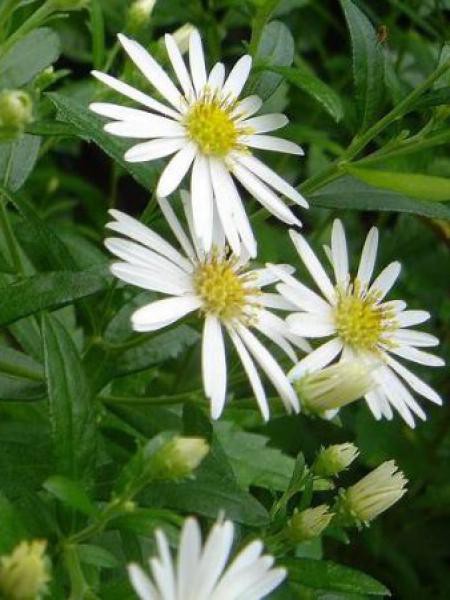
[
  {"x1": 151, "y1": 436, "x2": 209, "y2": 480},
  {"x1": 0, "y1": 540, "x2": 50, "y2": 600},
  {"x1": 293, "y1": 361, "x2": 373, "y2": 416},
  {"x1": 127, "y1": 0, "x2": 157, "y2": 32},
  {"x1": 285, "y1": 505, "x2": 334, "y2": 543},
  {"x1": 336, "y1": 460, "x2": 407, "y2": 527},
  {"x1": 0, "y1": 90, "x2": 33, "y2": 140},
  {"x1": 313, "y1": 443, "x2": 359, "y2": 478},
  {"x1": 171, "y1": 24, "x2": 196, "y2": 54}
]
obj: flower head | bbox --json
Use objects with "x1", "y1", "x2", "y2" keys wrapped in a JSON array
[
  {"x1": 151, "y1": 436, "x2": 209, "y2": 480},
  {"x1": 90, "y1": 29, "x2": 308, "y2": 257},
  {"x1": 105, "y1": 196, "x2": 309, "y2": 420},
  {"x1": 0, "y1": 540, "x2": 50, "y2": 600},
  {"x1": 337, "y1": 460, "x2": 407, "y2": 526},
  {"x1": 0, "y1": 90, "x2": 33, "y2": 140},
  {"x1": 275, "y1": 220, "x2": 444, "y2": 427},
  {"x1": 313, "y1": 443, "x2": 359, "y2": 478},
  {"x1": 285, "y1": 505, "x2": 334, "y2": 543},
  {"x1": 128, "y1": 516, "x2": 286, "y2": 600}
]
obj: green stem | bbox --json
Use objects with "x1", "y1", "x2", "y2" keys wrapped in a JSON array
[
  {"x1": 0, "y1": 150, "x2": 25, "y2": 275},
  {"x1": 248, "y1": 0, "x2": 280, "y2": 56},
  {"x1": 99, "y1": 390, "x2": 204, "y2": 406}
]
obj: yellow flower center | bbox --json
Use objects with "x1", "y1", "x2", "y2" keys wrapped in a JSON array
[
  {"x1": 185, "y1": 93, "x2": 241, "y2": 157},
  {"x1": 194, "y1": 255, "x2": 259, "y2": 321},
  {"x1": 334, "y1": 282, "x2": 396, "y2": 352}
]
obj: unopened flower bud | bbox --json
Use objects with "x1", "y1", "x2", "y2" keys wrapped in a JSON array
[
  {"x1": 0, "y1": 540, "x2": 50, "y2": 600},
  {"x1": 313, "y1": 443, "x2": 359, "y2": 478},
  {"x1": 336, "y1": 460, "x2": 407, "y2": 527},
  {"x1": 171, "y1": 24, "x2": 196, "y2": 54},
  {"x1": 127, "y1": 0, "x2": 157, "y2": 31},
  {"x1": 293, "y1": 361, "x2": 373, "y2": 415},
  {"x1": 285, "y1": 505, "x2": 334, "y2": 543},
  {"x1": 152, "y1": 436, "x2": 209, "y2": 480},
  {"x1": 0, "y1": 90, "x2": 33, "y2": 139}
]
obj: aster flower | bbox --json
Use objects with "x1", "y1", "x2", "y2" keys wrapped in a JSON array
[
  {"x1": 128, "y1": 516, "x2": 286, "y2": 600},
  {"x1": 90, "y1": 29, "x2": 307, "y2": 257},
  {"x1": 105, "y1": 195, "x2": 309, "y2": 420},
  {"x1": 274, "y1": 220, "x2": 444, "y2": 427}
]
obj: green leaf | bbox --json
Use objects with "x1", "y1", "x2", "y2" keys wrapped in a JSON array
[
  {"x1": 0, "y1": 493, "x2": 28, "y2": 553},
  {"x1": 43, "y1": 475, "x2": 97, "y2": 516},
  {"x1": 78, "y1": 544, "x2": 119, "y2": 569},
  {"x1": 0, "y1": 135, "x2": 41, "y2": 191},
  {"x1": 310, "y1": 176, "x2": 450, "y2": 220},
  {"x1": 345, "y1": 165, "x2": 450, "y2": 202},
  {"x1": 411, "y1": 86, "x2": 450, "y2": 110},
  {"x1": 0, "y1": 28, "x2": 61, "y2": 88},
  {"x1": 47, "y1": 92, "x2": 157, "y2": 192},
  {"x1": 263, "y1": 65, "x2": 344, "y2": 122},
  {"x1": 42, "y1": 312, "x2": 97, "y2": 483},
  {"x1": 284, "y1": 558, "x2": 390, "y2": 596},
  {"x1": 247, "y1": 21, "x2": 295, "y2": 100},
  {"x1": 340, "y1": 0, "x2": 385, "y2": 129},
  {"x1": 0, "y1": 268, "x2": 111, "y2": 326},
  {"x1": 215, "y1": 421, "x2": 295, "y2": 491},
  {"x1": 0, "y1": 346, "x2": 44, "y2": 400}
]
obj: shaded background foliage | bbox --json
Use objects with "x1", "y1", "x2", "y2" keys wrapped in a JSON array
[{"x1": 0, "y1": 0, "x2": 449, "y2": 598}]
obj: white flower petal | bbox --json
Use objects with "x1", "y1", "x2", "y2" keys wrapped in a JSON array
[
  {"x1": 373, "y1": 366, "x2": 418, "y2": 427},
  {"x1": 331, "y1": 219, "x2": 349, "y2": 286},
  {"x1": 364, "y1": 389, "x2": 383, "y2": 420},
  {"x1": 212, "y1": 540, "x2": 264, "y2": 598},
  {"x1": 356, "y1": 226, "x2": 378, "y2": 288},
  {"x1": 191, "y1": 154, "x2": 214, "y2": 252},
  {"x1": 258, "y1": 292, "x2": 297, "y2": 311},
  {"x1": 234, "y1": 153, "x2": 308, "y2": 208},
  {"x1": 254, "y1": 310, "x2": 298, "y2": 362},
  {"x1": 241, "y1": 134, "x2": 304, "y2": 155},
  {"x1": 369, "y1": 261, "x2": 401, "y2": 301},
  {"x1": 242, "y1": 113, "x2": 288, "y2": 133},
  {"x1": 228, "y1": 327, "x2": 270, "y2": 421},
  {"x1": 193, "y1": 521, "x2": 234, "y2": 600},
  {"x1": 128, "y1": 564, "x2": 158, "y2": 600},
  {"x1": 232, "y1": 95, "x2": 263, "y2": 121},
  {"x1": 106, "y1": 209, "x2": 192, "y2": 272},
  {"x1": 382, "y1": 367, "x2": 427, "y2": 422},
  {"x1": 289, "y1": 338, "x2": 343, "y2": 380},
  {"x1": 110, "y1": 261, "x2": 191, "y2": 295},
  {"x1": 385, "y1": 354, "x2": 443, "y2": 405},
  {"x1": 177, "y1": 518, "x2": 202, "y2": 599},
  {"x1": 244, "y1": 568, "x2": 287, "y2": 600},
  {"x1": 152, "y1": 531, "x2": 177, "y2": 600},
  {"x1": 276, "y1": 281, "x2": 332, "y2": 315},
  {"x1": 207, "y1": 62, "x2": 225, "y2": 91},
  {"x1": 91, "y1": 70, "x2": 181, "y2": 120},
  {"x1": 118, "y1": 33, "x2": 183, "y2": 110},
  {"x1": 165, "y1": 33, "x2": 194, "y2": 99},
  {"x1": 389, "y1": 345, "x2": 445, "y2": 367},
  {"x1": 189, "y1": 29, "x2": 207, "y2": 97},
  {"x1": 157, "y1": 196, "x2": 197, "y2": 262},
  {"x1": 222, "y1": 55, "x2": 252, "y2": 99},
  {"x1": 131, "y1": 295, "x2": 201, "y2": 332},
  {"x1": 236, "y1": 324, "x2": 300, "y2": 413},
  {"x1": 209, "y1": 157, "x2": 241, "y2": 255},
  {"x1": 287, "y1": 312, "x2": 336, "y2": 338},
  {"x1": 231, "y1": 161, "x2": 301, "y2": 226},
  {"x1": 104, "y1": 116, "x2": 185, "y2": 139},
  {"x1": 396, "y1": 310, "x2": 430, "y2": 328},
  {"x1": 124, "y1": 137, "x2": 185, "y2": 162},
  {"x1": 251, "y1": 264, "x2": 295, "y2": 288},
  {"x1": 156, "y1": 142, "x2": 197, "y2": 197},
  {"x1": 391, "y1": 329, "x2": 439, "y2": 347},
  {"x1": 203, "y1": 315, "x2": 227, "y2": 419},
  {"x1": 289, "y1": 230, "x2": 336, "y2": 304}
]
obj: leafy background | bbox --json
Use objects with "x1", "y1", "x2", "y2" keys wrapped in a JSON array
[{"x1": 0, "y1": 0, "x2": 449, "y2": 598}]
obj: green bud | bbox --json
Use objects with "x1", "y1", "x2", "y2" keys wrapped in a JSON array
[
  {"x1": 150, "y1": 436, "x2": 209, "y2": 480},
  {"x1": 285, "y1": 505, "x2": 334, "y2": 543},
  {"x1": 0, "y1": 540, "x2": 50, "y2": 600},
  {"x1": 313, "y1": 443, "x2": 359, "y2": 478},
  {"x1": 127, "y1": 0, "x2": 157, "y2": 31},
  {"x1": 293, "y1": 361, "x2": 373, "y2": 416},
  {"x1": 336, "y1": 460, "x2": 407, "y2": 527},
  {"x1": 0, "y1": 90, "x2": 33, "y2": 139}
]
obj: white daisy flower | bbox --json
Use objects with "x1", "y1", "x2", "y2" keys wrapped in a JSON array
[
  {"x1": 274, "y1": 220, "x2": 444, "y2": 428},
  {"x1": 105, "y1": 195, "x2": 309, "y2": 420},
  {"x1": 90, "y1": 29, "x2": 307, "y2": 257},
  {"x1": 128, "y1": 516, "x2": 286, "y2": 600}
]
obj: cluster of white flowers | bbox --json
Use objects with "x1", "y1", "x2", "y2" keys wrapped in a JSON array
[{"x1": 89, "y1": 27, "x2": 444, "y2": 598}]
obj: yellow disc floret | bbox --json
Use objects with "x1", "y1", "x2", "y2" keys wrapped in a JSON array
[
  {"x1": 334, "y1": 282, "x2": 396, "y2": 352},
  {"x1": 194, "y1": 254, "x2": 258, "y2": 321},
  {"x1": 185, "y1": 93, "x2": 240, "y2": 157}
]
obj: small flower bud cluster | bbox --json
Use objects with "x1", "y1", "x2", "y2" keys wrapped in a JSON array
[
  {"x1": 127, "y1": 0, "x2": 157, "y2": 32},
  {"x1": 0, "y1": 540, "x2": 50, "y2": 600},
  {"x1": 0, "y1": 90, "x2": 33, "y2": 140},
  {"x1": 150, "y1": 436, "x2": 209, "y2": 480},
  {"x1": 313, "y1": 443, "x2": 359, "y2": 478},
  {"x1": 285, "y1": 505, "x2": 334, "y2": 543}
]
